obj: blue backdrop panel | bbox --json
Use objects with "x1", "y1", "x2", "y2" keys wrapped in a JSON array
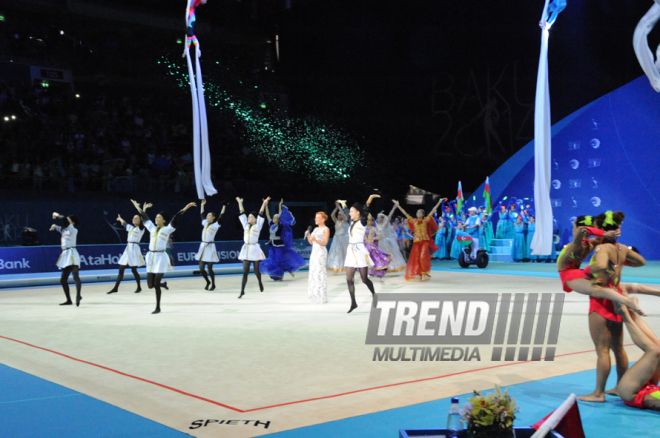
[{"x1": 474, "y1": 76, "x2": 660, "y2": 259}]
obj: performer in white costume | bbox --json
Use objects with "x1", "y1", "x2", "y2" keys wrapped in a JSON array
[
  {"x1": 376, "y1": 203, "x2": 407, "y2": 273},
  {"x1": 237, "y1": 196, "x2": 270, "y2": 298},
  {"x1": 337, "y1": 194, "x2": 379, "y2": 313},
  {"x1": 326, "y1": 202, "x2": 349, "y2": 273},
  {"x1": 131, "y1": 199, "x2": 196, "y2": 314},
  {"x1": 305, "y1": 211, "x2": 330, "y2": 304},
  {"x1": 108, "y1": 207, "x2": 146, "y2": 294},
  {"x1": 50, "y1": 212, "x2": 82, "y2": 306},
  {"x1": 195, "y1": 199, "x2": 226, "y2": 291}
]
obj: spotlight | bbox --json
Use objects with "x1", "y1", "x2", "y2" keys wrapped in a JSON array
[
  {"x1": 11, "y1": 115, "x2": 16, "y2": 120},
  {"x1": 3, "y1": 117, "x2": 9, "y2": 121},
  {"x1": 75, "y1": 94, "x2": 80, "y2": 98},
  {"x1": 60, "y1": 30, "x2": 64, "y2": 35}
]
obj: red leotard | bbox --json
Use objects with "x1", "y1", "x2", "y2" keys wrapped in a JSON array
[{"x1": 623, "y1": 381, "x2": 660, "y2": 409}]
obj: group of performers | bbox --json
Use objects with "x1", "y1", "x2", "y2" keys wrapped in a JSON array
[{"x1": 553, "y1": 210, "x2": 660, "y2": 411}]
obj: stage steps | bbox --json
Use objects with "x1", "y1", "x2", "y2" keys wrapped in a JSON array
[{"x1": 488, "y1": 239, "x2": 513, "y2": 262}]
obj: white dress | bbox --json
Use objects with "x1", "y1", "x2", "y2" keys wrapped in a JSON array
[
  {"x1": 308, "y1": 227, "x2": 328, "y2": 304},
  {"x1": 118, "y1": 224, "x2": 146, "y2": 267},
  {"x1": 144, "y1": 220, "x2": 176, "y2": 273},
  {"x1": 326, "y1": 220, "x2": 349, "y2": 272},
  {"x1": 377, "y1": 222, "x2": 407, "y2": 272},
  {"x1": 344, "y1": 218, "x2": 374, "y2": 268},
  {"x1": 54, "y1": 223, "x2": 80, "y2": 269},
  {"x1": 238, "y1": 214, "x2": 266, "y2": 261},
  {"x1": 195, "y1": 219, "x2": 220, "y2": 262}
]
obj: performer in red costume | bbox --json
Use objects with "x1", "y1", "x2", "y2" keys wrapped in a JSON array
[
  {"x1": 578, "y1": 211, "x2": 646, "y2": 402},
  {"x1": 614, "y1": 302, "x2": 660, "y2": 410},
  {"x1": 395, "y1": 197, "x2": 444, "y2": 281},
  {"x1": 555, "y1": 215, "x2": 643, "y2": 315}
]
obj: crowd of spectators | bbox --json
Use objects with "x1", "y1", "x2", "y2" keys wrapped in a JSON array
[{"x1": 0, "y1": 81, "x2": 274, "y2": 197}]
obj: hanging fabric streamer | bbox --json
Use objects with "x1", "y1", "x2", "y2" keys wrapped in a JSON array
[
  {"x1": 184, "y1": 0, "x2": 217, "y2": 200},
  {"x1": 633, "y1": 2, "x2": 660, "y2": 92},
  {"x1": 531, "y1": 0, "x2": 565, "y2": 256}
]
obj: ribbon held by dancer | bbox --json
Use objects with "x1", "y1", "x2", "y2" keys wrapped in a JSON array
[{"x1": 184, "y1": 0, "x2": 217, "y2": 199}]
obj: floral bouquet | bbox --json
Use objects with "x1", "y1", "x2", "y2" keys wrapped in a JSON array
[{"x1": 460, "y1": 385, "x2": 519, "y2": 438}]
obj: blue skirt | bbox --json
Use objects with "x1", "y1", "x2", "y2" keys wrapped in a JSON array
[
  {"x1": 434, "y1": 232, "x2": 448, "y2": 259},
  {"x1": 260, "y1": 245, "x2": 306, "y2": 280},
  {"x1": 513, "y1": 233, "x2": 526, "y2": 261}
]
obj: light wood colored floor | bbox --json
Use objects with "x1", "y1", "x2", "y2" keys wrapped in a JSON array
[{"x1": 0, "y1": 271, "x2": 657, "y2": 437}]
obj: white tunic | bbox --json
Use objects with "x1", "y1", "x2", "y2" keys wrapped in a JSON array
[
  {"x1": 118, "y1": 224, "x2": 146, "y2": 267},
  {"x1": 144, "y1": 220, "x2": 176, "y2": 273},
  {"x1": 195, "y1": 219, "x2": 221, "y2": 262},
  {"x1": 238, "y1": 214, "x2": 265, "y2": 261},
  {"x1": 55, "y1": 223, "x2": 80, "y2": 269},
  {"x1": 344, "y1": 219, "x2": 374, "y2": 268}
]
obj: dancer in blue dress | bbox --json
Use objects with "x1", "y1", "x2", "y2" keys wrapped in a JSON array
[
  {"x1": 434, "y1": 217, "x2": 448, "y2": 259},
  {"x1": 526, "y1": 214, "x2": 538, "y2": 261},
  {"x1": 495, "y1": 203, "x2": 510, "y2": 239},
  {"x1": 512, "y1": 214, "x2": 527, "y2": 261},
  {"x1": 506, "y1": 201, "x2": 519, "y2": 240},
  {"x1": 260, "y1": 199, "x2": 306, "y2": 281}
]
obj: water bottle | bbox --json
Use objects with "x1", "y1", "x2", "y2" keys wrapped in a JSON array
[{"x1": 446, "y1": 397, "x2": 462, "y2": 438}]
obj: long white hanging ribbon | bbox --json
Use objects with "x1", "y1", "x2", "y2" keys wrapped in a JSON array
[
  {"x1": 185, "y1": 45, "x2": 205, "y2": 200},
  {"x1": 531, "y1": 0, "x2": 554, "y2": 256},
  {"x1": 195, "y1": 40, "x2": 217, "y2": 197}
]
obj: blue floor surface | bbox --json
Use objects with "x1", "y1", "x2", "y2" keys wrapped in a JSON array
[
  {"x1": 264, "y1": 368, "x2": 659, "y2": 438},
  {"x1": 0, "y1": 363, "x2": 190, "y2": 438}
]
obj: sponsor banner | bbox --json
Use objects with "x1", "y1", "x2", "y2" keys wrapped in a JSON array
[{"x1": 0, "y1": 239, "x2": 317, "y2": 275}]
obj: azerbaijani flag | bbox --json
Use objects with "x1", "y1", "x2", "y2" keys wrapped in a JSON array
[
  {"x1": 456, "y1": 181, "x2": 464, "y2": 213},
  {"x1": 483, "y1": 176, "x2": 492, "y2": 213}
]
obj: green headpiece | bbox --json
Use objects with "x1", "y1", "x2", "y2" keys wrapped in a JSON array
[
  {"x1": 603, "y1": 211, "x2": 616, "y2": 227},
  {"x1": 583, "y1": 216, "x2": 593, "y2": 226}
]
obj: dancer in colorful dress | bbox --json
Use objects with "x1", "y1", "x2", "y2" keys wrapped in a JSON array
[
  {"x1": 337, "y1": 194, "x2": 380, "y2": 313},
  {"x1": 376, "y1": 205, "x2": 407, "y2": 273},
  {"x1": 326, "y1": 202, "x2": 349, "y2": 273},
  {"x1": 237, "y1": 196, "x2": 270, "y2": 298},
  {"x1": 395, "y1": 197, "x2": 444, "y2": 281},
  {"x1": 365, "y1": 215, "x2": 391, "y2": 279},
  {"x1": 306, "y1": 212, "x2": 330, "y2": 304},
  {"x1": 108, "y1": 209, "x2": 146, "y2": 294},
  {"x1": 50, "y1": 212, "x2": 82, "y2": 306},
  {"x1": 195, "y1": 199, "x2": 226, "y2": 290},
  {"x1": 131, "y1": 200, "x2": 197, "y2": 314},
  {"x1": 260, "y1": 199, "x2": 306, "y2": 281}
]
